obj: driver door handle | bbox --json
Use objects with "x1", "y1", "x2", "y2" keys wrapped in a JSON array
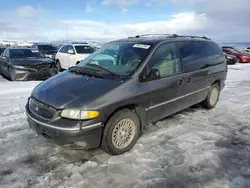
[{"x1": 177, "y1": 79, "x2": 184, "y2": 86}]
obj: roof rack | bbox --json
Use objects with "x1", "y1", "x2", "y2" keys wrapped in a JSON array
[
  {"x1": 129, "y1": 34, "x2": 210, "y2": 40},
  {"x1": 133, "y1": 34, "x2": 178, "y2": 38},
  {"x1": 170, "y1": 35, "x2": 211, "y2": 40}
]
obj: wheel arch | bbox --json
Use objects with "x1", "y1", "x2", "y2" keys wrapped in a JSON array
[
  {"x1": 100, "y1": 103, "x2": 146, "y2": 141},
  {"x1": 212, "y1": 80, "x2": 221, "y2": 90}
]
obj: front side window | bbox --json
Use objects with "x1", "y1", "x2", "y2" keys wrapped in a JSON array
[
  {"x1": 147, "y1": 43, "x2": 181, "y2": 78},
  {"x1": 74, "y1": 45, "x2": 94, "y2": 54},
  {"x1": 59, "y1": 45, "x2": 69, "y2": 53},
  {"x1": 10, "y1": 49, "x2": 46, "y2": 59},
  {"x1": 68, "y1": 45, "x2": 75, "y2": 53},
  {"x1": 76, "y1": 42, "x2": 152, "y2": 77}
]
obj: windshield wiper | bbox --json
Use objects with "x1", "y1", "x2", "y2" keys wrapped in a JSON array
[
  {"x1": 68, "y1": 66, "x2": 104, "y2": 78},
  {"x1": 86, "y1": 64, "x2": 121, "y2": 78}
]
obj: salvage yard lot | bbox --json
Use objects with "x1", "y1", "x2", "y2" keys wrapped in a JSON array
[{"x1": 0, "y1": 65, "x2": 250, "y2": 188}]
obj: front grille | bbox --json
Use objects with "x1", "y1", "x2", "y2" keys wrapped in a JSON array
[
  {"x1": 29, "y1": 98, "x2": 56, "y2": 119},
  {"x1": 24, "y1": 64, "x2": 51, "y2": 71}
]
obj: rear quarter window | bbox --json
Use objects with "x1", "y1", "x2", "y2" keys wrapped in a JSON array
[{"x1": 178, "y1": 40, "x2": 224, "y2": 72}]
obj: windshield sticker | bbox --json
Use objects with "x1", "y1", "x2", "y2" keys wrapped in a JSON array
[
  {"x1": 31, "y1": 50, "x2": 39, "y2": 53},
  {"x1": 133, "y1": 44, "x2": 150, "y2": 49}
]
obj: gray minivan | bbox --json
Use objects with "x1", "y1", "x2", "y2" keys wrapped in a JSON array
[{"x1": 25, "y1": 34, "x2": 227, "y2": 155}]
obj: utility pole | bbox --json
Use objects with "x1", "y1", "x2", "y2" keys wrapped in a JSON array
[{"x1": 66, "y1": 23, "x2": 68, "y2": 40}]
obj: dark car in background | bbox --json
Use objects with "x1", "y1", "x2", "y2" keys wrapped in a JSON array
[
  {"x1": 222, "y1": 48, "x2": 250, "y2": 63},
  {"x1": 224, "y1": 52, "x2": 238, "y2": 64},
  {"x1": 25, "y1": 34, "x2": 227, "y2": 155},
  {"x1": 31, "y1": 43, "x2": 58, "y2": 60},
  {"x1": 0, "y1": 47, "x2": 58, "y2": 81}
]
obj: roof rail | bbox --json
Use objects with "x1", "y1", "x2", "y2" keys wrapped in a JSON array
[
  {"x1": 129, "y1": 34, "x2": 210, "y2": 40},
  {"x1": 169, "y1": 35, "x2": 211, "y2": 40},
  {"x1": 133, "y1": 34, "x2": 178, "y2": 38}
]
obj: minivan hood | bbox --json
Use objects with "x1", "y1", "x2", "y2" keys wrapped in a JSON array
[
  {"x1": 11, "y1": 58, "x2": 54, "y2": 65},
  {"x1": 31, "y1": 71, "x2": 121, "y2": 109}
]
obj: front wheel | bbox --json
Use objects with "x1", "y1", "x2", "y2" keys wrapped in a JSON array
[
  {"x1": 102, "y1": 109, "x2": 141, "y2": 155},
  {"x1": 8, "y1": 67, "x2": 16, "y2": 81},
  {"x1": 55, "y1": 60, "x2": 62, "y2": 72},
  {"x1": 200, "y1": 83, "x2": 220, "y2": 109}
]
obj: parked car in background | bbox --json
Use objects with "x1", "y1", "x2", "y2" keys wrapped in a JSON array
[
  {"x1": 0, "y1": 47, "x2": 58, "y2": 81},
  {"x1": 55, "y1": 43, "x2": 96, "y2": 70},
  {"x1": 25, "y1": 34, "x2": 227, "y2": 155},
  {"x1": 224, "y1": 52, "x2": 238, "y2": 64},
  {"x1": 222, "y1": 46, "x2": 234, "y2": 50},
  {"x1": 31, "y1": 43, "x2": 58, "y2": 60},
  {"x1": 0, "y1": 46, "x2": 6, "y2": 55},
  {"x1": 222, "y1": 48, "x2": 250, "y2": 63}
]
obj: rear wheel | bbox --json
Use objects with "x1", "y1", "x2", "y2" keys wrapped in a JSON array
[
  {"x1": 102, "y1": 109, "x2": 141, "y2": 155},
  {"x1": 200, "y1": 83, "x2": 220, "y2": 109}
]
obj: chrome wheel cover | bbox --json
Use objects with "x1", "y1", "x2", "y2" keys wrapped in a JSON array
[
  {"x1": 210, "y1": 87, "x2": 219, "y2": 106},
  {"x1": 111, "y1": 118, "x2": 136, "y2": 149}
]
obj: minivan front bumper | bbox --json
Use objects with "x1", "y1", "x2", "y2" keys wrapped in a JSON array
[{"x1": 25, "y1": 105, "x2": 104, "y2": 150}]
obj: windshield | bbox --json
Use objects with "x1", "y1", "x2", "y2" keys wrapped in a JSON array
[
  {"x1": 10, "y1": 49, "x2": 46, "y2": 59},
  {"x1": 37, "y1": 45, "x2": 57, "y2": 51},
  {"x1": 75, "y1": 45, "x2": 95, "y2": 54},
  {"x1": 76, "y1": 42, "x2": 152, "y2": 77}
]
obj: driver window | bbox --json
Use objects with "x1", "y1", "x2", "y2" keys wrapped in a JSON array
[
  {"x1": 68, "y1": 45, "x2": 75, "y2": 53},
  {"x1": 147, "y1": 43, "x2": 181, "y2": 78}
]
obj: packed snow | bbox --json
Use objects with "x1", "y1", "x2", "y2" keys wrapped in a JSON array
[{"x1": 1, "y1": 64, "x2": 250, "y2": 188}]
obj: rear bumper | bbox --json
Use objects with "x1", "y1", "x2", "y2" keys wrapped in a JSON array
[{"x1": 25, "y1": 105, "x2": 104, "y2": 150}]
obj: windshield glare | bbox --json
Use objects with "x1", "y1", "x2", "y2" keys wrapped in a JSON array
[
  {"x1": 38, "y1": 45, "x2": 57, "y2": 51},
  {"x1": 10, "y1": 49, "x2": 46, "y2": 59},
  {"x1": 75, "y1": 45, "x2": 94, "y2": 54},
  {"x1": 77, "y1": 42, "x2": 152, "y2": 76}
]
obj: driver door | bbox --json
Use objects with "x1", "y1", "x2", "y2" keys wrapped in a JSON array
[{"x1": 140, "y1": 42, "x2": 184, "y2": 123}]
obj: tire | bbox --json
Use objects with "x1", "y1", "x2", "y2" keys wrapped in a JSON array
[
  {"x1": 200, "y1": 83, "x2": 220, "y2": 109},
  {"x1": 8, "y1": 67, "x2": 16, "y2": 81},
  {"x1": 102, "y1": 109, "x2": 141, "y2": 155},
  {"x1": 55, "y1": 60, "x2": 62, "y2": 72}
]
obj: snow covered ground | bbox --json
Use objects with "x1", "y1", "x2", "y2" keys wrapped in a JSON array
[{"x1": 1, "y1": 64, "x2": 250, "y2": 188}]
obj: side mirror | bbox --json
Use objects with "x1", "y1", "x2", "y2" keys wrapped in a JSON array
[
  {"x1": 148, "y1": 68, "x2": 161, "y2": 80},
  {"x1": 68, "y1": 49, "x2": 74, "y2": 54}
]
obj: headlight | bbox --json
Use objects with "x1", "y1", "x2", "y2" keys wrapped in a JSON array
[
  {"x1": 12, "y1": 65, "x2": 26, "y2": 69},
  {"x1": 45, "y1": 54, "x2": 52, "y2": 58},
  {"x1": 60, "y1": 109, "x2": 99, "y2": 120}
]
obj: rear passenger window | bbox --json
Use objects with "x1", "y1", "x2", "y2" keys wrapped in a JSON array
[
  {"x1": 147, "y1": 43, "x2": 181, "y2": 78},
  {"x1": 178, "y1": 41, "x2": 223, "y2": 72}
]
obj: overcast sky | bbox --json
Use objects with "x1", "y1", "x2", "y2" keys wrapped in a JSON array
[{"x1": 0, "y1": 0, "x2": 249, "y2": 42}]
